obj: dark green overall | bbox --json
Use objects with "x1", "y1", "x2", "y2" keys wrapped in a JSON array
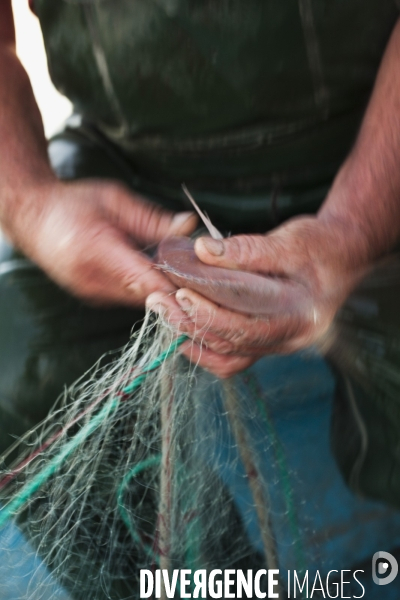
[
  {"x1": 34, "y1": 0, "x2": 399, "y2": 231},
  {"x1": 1, "y1": 4, "x2": 400, "y2": 589}
]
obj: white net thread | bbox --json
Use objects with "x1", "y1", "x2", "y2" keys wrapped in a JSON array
[{"x1": 0, "y1": 311, "x2": 287, "y2": 599}]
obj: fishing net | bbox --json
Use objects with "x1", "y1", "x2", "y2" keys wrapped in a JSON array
[
  {"x1": 2, "y1": 248, "x2": 400, "y2": 600},
  {"x1": 0, "y1": 308, "x2": 288, "y2": 599}
]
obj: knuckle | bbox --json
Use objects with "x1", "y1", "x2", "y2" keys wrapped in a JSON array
[
  {"x1": 227, "y1": 235, "x2": 256, "y2": 266},
  {"x1": 250, "y1": 325, "x2": 272, "y2": 349},
  {"x1": 121, "y1": 264, "x2": 159, "y2": 298},
  {"x1": 137, "y1": 202, "x2": 171, "y2": 240},
  {"x1": 267, "y1": 316, "x2": 308, "y2": 346},
  {"x1": 192, "y1": 306, "x2": 217, "y2": 329},
  {"x1": 121, "y1": 268, "x2": 146, "y2": 291},
  {"x1": 207, "y1": 339, "x2": 235, "y2": 354},
  {"x1": 65, "y1": 252, "x2": 93, "y2": 284},
  {"x1": 222, "y1": 326, "x2": 248, "y2": 348}
]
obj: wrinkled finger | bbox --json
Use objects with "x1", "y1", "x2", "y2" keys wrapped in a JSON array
[
  {"x1": 175, "y1": 288, "x2": 309, "y2": 352},
  {"x1": 194, "y1": 233, "x2": 287, "y2": 274},
  {"x1": 194, "y1": 218, "x2": 320, "y2": 275},
  {"x1": 146, "y1": 291, "x2": 229, "y2": 349},
  {"x1": 146, "y1": 291, "x2": 191, "y2": 327},
  {"x1": 102, "y1": 186, "x2": 197, "y2": 246},
  {"x1": 146, "y1": 292, "x2": 312, "y2": 359}
]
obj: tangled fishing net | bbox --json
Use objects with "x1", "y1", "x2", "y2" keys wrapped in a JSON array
[
  {"x1": 0, "y1": 308, "x2": 288, "y2": 599},
  {"x1": 2, "y1": 240, "x2": 400, "y2": 599}
]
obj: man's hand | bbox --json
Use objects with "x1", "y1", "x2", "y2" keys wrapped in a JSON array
[
  {"x1": 4, "y1": 179, "x2": 196, "y2": 306},
  {"x1": 0, "y1": 9, "x2": 197, "y2": 307},
  {"x1": 148, "y1": 16, "x2": 400, "y2": 377},
  {"x1": 147, "y1": 216, "x2": 366, "y2": 378}
]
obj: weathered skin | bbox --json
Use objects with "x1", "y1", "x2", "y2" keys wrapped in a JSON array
[{"x1": 157, "y1": 236, "x2": 312, "y2": 317}]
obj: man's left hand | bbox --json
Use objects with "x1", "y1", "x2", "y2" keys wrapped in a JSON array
[{"x1": 147, "y1": 216, "x2": 366, "y2": 378}]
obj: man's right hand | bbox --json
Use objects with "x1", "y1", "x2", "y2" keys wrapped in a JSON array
[
  {"x1": 3, "y1": 179, "x2": 197, "y2": 306},
  {"x1": 0, "y1": 2, "x2": 196, "y2": 307}
]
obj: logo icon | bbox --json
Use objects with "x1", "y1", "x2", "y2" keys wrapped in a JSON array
[{"x1": 372, "y1": 552, "x2": 398, "y2": 586}]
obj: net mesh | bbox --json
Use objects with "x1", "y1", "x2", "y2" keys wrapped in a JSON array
[
  {"x1": 0, "y1": 312, "x2": 285, "y2": 599},
  {"x1": 2, "y1": 256, "x2": 400, "y2": 599}
]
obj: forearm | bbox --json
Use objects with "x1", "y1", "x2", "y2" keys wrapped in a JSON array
[
  {"x1": 319, "y1": 18, "x2": 400, "y2": 267},
  {"x1": 0, "y1": 42, "x2": 55, "y2": 242}
]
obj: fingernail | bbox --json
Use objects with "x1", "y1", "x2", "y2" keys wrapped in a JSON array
[
  {"x1": 176, "y1": 294, "x2": 192, "y2": 311},
  {"x1": 200, "y1": 237, "x2": 224, "y2": 256},
  {"x1": 170, "y1": 211, "x2": 195, "y2": 233},
  {"x1": 146, "y1": 302, "x2": 167, "y2": 317}
]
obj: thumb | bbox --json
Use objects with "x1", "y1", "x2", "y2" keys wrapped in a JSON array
[
  {"x1": 103, "y1": 187, "x2": 198, "y2": 245},
  {"x1": 194, "y1": 233, "x2": 288, "y2": 274}
]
